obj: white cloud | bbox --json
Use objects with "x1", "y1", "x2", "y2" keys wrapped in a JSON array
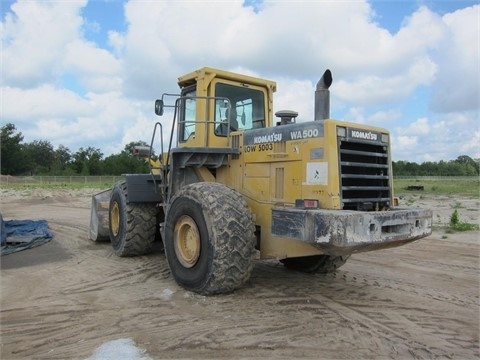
[
  {"x1": 460, "y1": 130, "x2": 480, "y2": 159},
  {"x1": 341, "y1": 107, "x2": 401, "y2": 126},
  {"x1": 1, "y1": 0, "x2": 86, "y2": 87},
  {"x1": 1, "y1": 0, "x2": 478, "y2": 163},
  {"x1": 2, "y1": 85, "x2": 92, "y2": 119},
  {"x1": 396, "y1": 135, "x2": 418, "y2": 148},
  {"x1": 333, "y1": 56, "x2": 437, "y2": 106},
  {"x1": 430, "y1": 5, "x2": 480, "y2": 113},
  {"x1": 63, "y1": 39, "x2": 122, "y2": 92},
  {"x1": 368, "y1": 109, "x2": 401, "y2": 126},
  {"x1": 391, "y1": 112, "x2": 480, "y2": 162},
  {"x1": 400, "y1": 117, "x2": 430, "y2": 136},
  {"x1": 394, "y1": 6, "x2": 445, "y2": 56},
  {"x1": 274, "y1": 79, "x2": 314, "y2": 122}
]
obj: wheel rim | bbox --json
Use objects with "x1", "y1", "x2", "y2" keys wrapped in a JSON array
[
  {"x1": 174, "y1": 215, "x2": 201, "y2": 268},
  {"x1": 110, "y1": 201, "x2": 120, "y2": 237}
]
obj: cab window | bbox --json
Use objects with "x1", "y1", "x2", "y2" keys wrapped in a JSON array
[
  {"x1": 214, "y1": 83, "x2": 265, "y2": 136},
  {"x1": 179, "y1": 87, "x2": 196, "y2": 142}
]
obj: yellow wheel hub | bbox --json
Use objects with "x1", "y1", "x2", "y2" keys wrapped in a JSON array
[
  {"x1": 110, "y1": 202, "x2": 120, "y2": 236},
  {"x1": 174, "y1": 215, "x2": 200, "y2": 268}
]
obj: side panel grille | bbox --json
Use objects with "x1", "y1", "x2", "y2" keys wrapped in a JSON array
[
  {"x1": 231, "y1": 134, "x2": 240, "y2": 159},
  {"x1": 338, "y1": 137, "x2": 391, "y2": 211},
  {"x1": 275, "y1": 167, "x2": 284, "y2": 199}
]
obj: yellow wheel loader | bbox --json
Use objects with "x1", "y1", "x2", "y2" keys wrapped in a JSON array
[{"x1": 90, "y1": 67, "x2": 432, "y2": 295}]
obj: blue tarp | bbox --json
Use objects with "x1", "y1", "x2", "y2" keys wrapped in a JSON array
[
  {"x1": 1, "y1": 214, "x2": 5, "y2": 247},
  {"x1": 1, "y1": 219, "x2": 53, "y2": 256}
]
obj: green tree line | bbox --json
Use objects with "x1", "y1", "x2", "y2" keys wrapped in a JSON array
[
  {"x1": 393, "y1": 156, "x2": 479, "y2": 177},
  {"x1": 1, "y1": 123, "x2": 150, "y2": 176},
  {"x1": 1, "y1": 122, "x2": 479, "y2": 176}
]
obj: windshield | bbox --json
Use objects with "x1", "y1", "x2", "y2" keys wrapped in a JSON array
[
  {"x1": 178, "y1": 82, "x2": 266, "y2": 141},
  {"x1": 214, "y1": 83, "x2": 265, "y2": 136}
]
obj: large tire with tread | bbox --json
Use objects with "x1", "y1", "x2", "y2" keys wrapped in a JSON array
[
  {"x1": 109, "y1": 180, "x2": 158, "y2": 257},
  {"x1": 281, "y1": 255, "x2": 349, "y2": 274},
  {"x1": 164, "y1": 182, "x2": 255, "y2": 295}
]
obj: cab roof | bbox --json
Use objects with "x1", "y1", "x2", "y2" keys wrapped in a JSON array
[{"x1": 177, "y1": 66, "x2": 277, "y2": 92}]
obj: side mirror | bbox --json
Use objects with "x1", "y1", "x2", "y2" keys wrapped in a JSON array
[
  {"x1": 132, "y1": 146, "x2": 152, "y2": 157},
  {"x1": 154, "y1": 99, "x2": 164, "y2": 116}
]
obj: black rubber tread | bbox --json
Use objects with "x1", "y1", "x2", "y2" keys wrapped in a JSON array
[
  {"x1": 164, "y1": 182, "x2": 256, "y2": 295},
  {"x1": 281, "y1": 255, "x2": 350, "y2": 274},
  {"x1": 109, "y1": 180, "x2": 158, "y2": 257}
]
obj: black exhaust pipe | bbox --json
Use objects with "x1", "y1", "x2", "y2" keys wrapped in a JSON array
[{"x1": 315, "y1": 69, "x2": 332, "y2": 121}]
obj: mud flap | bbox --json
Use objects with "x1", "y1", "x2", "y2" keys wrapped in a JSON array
[{"x1": 89, "y1": 189, "x2": 112, "y2": 242}]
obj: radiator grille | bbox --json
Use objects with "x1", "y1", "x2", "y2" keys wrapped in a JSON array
[{"x1": 338, "y1": 138, "x2": 391, "y2": 211}]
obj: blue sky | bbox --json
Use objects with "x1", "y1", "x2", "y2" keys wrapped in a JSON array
[
  {"x1": 371, "y1": 0, "x2": 478, "y2": 30},
  {"x1": 1, "y1": 0, "x2": 479, "y2": 162}
]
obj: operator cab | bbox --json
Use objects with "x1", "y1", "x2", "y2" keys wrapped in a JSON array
[{"x1": 159, "y1": 67, "x2": 277, "y2": 149}]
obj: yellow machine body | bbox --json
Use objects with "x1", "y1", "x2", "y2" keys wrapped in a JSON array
[
  {"x1": 90, "y1": 66, "x2": 432, "y2": 294},
  {"x1": 155, "y1": 67, "x2": 430, "y2": 260}
]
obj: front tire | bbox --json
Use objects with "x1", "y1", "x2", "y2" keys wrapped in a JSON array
[
  {"x1": 164, "y1": 182, "x2": 255, "y2": 295},
  {"x1": 109, "y1": 180, "x2": 158, "y2": 257},
  {"x1": 281, "y1": 255, "x2": 349, "y2": 274}
]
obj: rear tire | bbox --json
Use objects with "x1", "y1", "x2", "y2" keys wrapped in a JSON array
[
  {"x1": 281, "y1": 255, "x2": 349, "y2": 274},
  {"x1": 164, "y1": 182, "x2": 255, "y2": 295},
  {"x1": 109, "y1": 180, "x2": 158, "y2": 257}
]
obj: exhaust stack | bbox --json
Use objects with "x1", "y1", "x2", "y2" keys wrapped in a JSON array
[{"x1": 315, "y1": 69, "x2": 332, "y2": 121}]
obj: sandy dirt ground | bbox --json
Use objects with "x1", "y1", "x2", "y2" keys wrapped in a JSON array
[{"x1": 0, "y1": 187, "x2": 479, "y2": 359}]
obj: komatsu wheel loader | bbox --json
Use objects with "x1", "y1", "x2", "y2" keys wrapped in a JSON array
[{"x1": 89, "y1": 67, "x2": 432, "y2": 295}]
